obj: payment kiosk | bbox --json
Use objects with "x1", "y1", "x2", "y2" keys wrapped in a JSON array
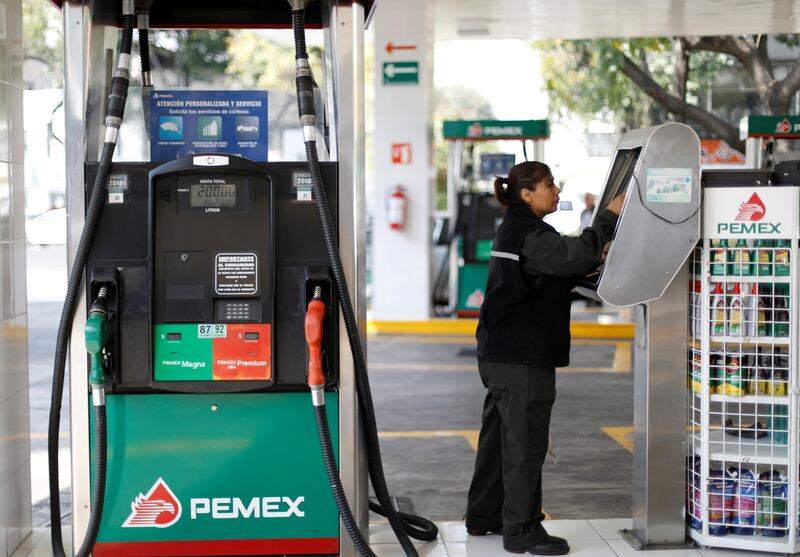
[{"x1": 580, "y1": 122, "x2": 702, "y2": 549}]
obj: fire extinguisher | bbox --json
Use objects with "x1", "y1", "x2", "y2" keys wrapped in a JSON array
[{"x1": 387, "y1": 185, "x2": 407, "y2": 231}]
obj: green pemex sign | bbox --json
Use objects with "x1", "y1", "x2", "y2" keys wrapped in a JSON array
[
  {"x1": 747, "y1": 115, "x2": 800, "y2": 138},
  {"x1": 443, "y1": 120, "x2": 549, "y2": 140}
]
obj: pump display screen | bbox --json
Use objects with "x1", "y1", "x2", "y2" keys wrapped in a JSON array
[{"x1": 190, "y1": 183, "x2": 237, "y2": 207}]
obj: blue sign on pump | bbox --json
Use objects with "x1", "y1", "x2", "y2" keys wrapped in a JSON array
[
  {"x1": 150, "y1": 90, "x2": 268, "y2": 162},
  {"x1": 480, "y1": 153, "x2": 516, "y2": 178}
]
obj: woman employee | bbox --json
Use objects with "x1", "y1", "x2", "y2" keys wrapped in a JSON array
[{"x1": 465, "y1": 161, "x2": 624, "y2": 556}]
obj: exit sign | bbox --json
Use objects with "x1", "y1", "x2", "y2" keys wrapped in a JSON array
[{"x1": 383, "y1": 62, "x2": 419, "y2": 85}]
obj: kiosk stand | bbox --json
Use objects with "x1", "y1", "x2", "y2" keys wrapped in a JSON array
[{"x1": 579, "y1": 122, "x2": 701, "y2": 549}]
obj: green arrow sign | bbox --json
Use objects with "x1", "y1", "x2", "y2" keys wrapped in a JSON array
[
  {"x1": 383, "y1": 61, "x2": 419, "y2": 85},
  {"x1": 747, "y1": 115, "x2": 800, "y2": 138}
]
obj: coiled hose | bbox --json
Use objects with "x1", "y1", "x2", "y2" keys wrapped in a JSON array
[
  {"x1": 291, "y1": 6, "x2": 438, "y2": 556},
  {"x1": 48, "y1": 3, "x2": 134, "y2": 556}
]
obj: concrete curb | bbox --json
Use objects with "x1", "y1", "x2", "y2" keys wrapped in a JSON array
[{"x1": 367, "y1": 320, "x2": 634, "y2": 339}]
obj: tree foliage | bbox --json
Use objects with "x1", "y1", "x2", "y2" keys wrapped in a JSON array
[
  {"x1": 536, "y1": 38, "x2": 731, "y2": 131},
  {"x1": 152, "y1": 30, "x2": 232, "y2": 87},
  {"x1": 535, "y1": 35, "x2": 800, "y2": 152},
  {"x1": 23, "y1": 0, "x2": 64, "y2": 86}
]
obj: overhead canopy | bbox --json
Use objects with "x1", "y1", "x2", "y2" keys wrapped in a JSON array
[
  {"x1": 47, "y1": 0, "x2": 376, "y2": 28},
  {"x1": 434, "y1": 0, "x2": 800, "y2": 40}
]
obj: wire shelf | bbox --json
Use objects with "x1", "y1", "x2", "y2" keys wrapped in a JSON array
[{"x1": 686, "y1": 238, "x2": 797, "y2": 552}]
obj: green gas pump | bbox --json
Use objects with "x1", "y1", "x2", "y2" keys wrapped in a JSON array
[
  {"x1": 433, "y1": 120, "x2": 549, "y2": 317},
  {"x1": 47, "y1": 2, "x2": 434, "y2": 556}
]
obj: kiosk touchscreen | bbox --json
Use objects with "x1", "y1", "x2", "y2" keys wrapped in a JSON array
[{"x1": 578, "y1": 123, "x2": 701, "y2": 306}]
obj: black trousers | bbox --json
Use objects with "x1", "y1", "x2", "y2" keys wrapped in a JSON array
[{"x1": 466, "y1": 361, "x2": 556, "y2": 550}]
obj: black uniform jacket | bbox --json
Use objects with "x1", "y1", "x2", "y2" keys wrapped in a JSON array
[{"x1": 476, "y1": 203, "x2": 618, "y2": 367}]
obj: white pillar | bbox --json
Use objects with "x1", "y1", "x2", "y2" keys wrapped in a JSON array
[
  {"x1": 371, "y1": 0, "x2": 433, "y2": 320},
  {"x1": 0, "y1": 0, "x2": 32, "y2": 555}
]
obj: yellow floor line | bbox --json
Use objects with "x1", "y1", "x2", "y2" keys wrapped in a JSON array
[
  {"x1": 612, "y1": 341, "x2": 632, "y2": 372},
  {"x1": 601, "y1": 426, "x2": 634, "y2": 454},
  {"x1": 368, "y1": 319, "x2": 634, "y2": 339},
  {"x1": 379, "y1": 430, "x2": 480, "y2": 451}
]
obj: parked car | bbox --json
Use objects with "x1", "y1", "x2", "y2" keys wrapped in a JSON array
[{"x1": 26, "y1": 208, "x2": 67, "y2": 245}]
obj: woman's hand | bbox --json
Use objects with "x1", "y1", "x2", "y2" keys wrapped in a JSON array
[{"x1": 607, "y1": 193, "x2": 626, "y2": 215}]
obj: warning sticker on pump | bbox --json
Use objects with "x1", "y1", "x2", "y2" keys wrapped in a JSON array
[
  {"x1": 215, "y1": 253, "x2": 257, "y2": 295},
  {"x1": 646, "y1": 168, "x2": 692, "y2": 203}
]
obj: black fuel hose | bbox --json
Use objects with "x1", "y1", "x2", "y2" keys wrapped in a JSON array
[
  {"x1": 47, "y1": 4, "x2": 134, "y2": 556},
  {"x1": 291, "y1": 6, "x2": 438, "y2": 555}
]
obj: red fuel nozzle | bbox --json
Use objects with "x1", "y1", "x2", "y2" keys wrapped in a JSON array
[{"x1": 305, "y1": 287, "x2": 326, "y2": 387}]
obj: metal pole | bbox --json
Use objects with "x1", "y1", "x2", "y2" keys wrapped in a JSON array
[{"x1": 622, "y1": 263, "x2": 692, "y2": 549}]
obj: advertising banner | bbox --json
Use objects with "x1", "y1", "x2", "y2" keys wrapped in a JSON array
[{"x1": 151, "y1": 90, "x2": 268, "y2": 162}]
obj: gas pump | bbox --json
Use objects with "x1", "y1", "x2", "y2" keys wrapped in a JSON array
[
  {"x1": 742, "y1": 115, "x2": 800, "y2": 169},
  {"x1": 48, "y1": 2, "x2": 434, "y2": 556},
  {"x1": 433, "y1": 119, "x2": 549, "y2": 317}
]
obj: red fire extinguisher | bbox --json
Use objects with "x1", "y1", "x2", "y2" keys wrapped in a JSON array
[{"x1": 387, "y1": 185, "x2": 407, "y2": 231}]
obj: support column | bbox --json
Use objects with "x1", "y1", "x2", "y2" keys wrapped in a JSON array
[
  {"x1": 0, "y1": 0, "x2": 32, "y2": 555},
  {"x1": 372, "y1": 0, "x2": 433, "y2": 320}
]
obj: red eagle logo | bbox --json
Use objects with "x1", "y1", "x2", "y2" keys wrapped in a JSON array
[
  {"x1": 777, "y1": 119, "x2": 792, "y2": 134},
  {"x1": 735, "y1": 192, "x2": 766, "y2": 222},
  {"x1": 122, "y1": 478, "x2": 182, "y2": 528}
]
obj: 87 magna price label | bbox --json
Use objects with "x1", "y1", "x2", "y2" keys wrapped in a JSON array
[{"x1": 198, "y1": 324, "x2": 227, "y2": 338}]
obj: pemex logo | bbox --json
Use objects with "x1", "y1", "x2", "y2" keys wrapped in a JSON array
[
  {"x1": 777, "y1": 119, "x2": 792, "y2": 133},
  {"x1": 735, "y1": 192, "x2": 766, "y2": 222},
  {"x1": 123, "y1": 478, "x2": 182, "y2": 528},
  {"x1": 467, "y1": 122, "x2": 483, "y2": 138}
]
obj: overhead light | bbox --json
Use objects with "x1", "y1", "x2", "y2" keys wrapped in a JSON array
[{"x1": 456, "y1": 18, "x2": 490, "y2": 36}]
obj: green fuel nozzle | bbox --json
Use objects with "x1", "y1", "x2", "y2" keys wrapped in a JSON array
[{"x1": 86, "y1": 287, "x2": 110, "y2": 398}]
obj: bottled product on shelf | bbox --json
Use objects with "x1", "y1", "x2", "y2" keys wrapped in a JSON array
[
  {"x1": 756, "y1": 470, "x2": 788, "y2": 537},
  {"x1": 710, "y1": 352, "x2": 724, "y2": 394},
  {"x1": 729, "y1": 239, "x2": 754, "y2": 276},
  {"x1": 708, "y1": 468, "x2": 736, "y2": 536},
  {"x1": 774, "y1": 240, "x2": 790, "y2": 276},
  {"x1": 729, "y1": 466, "x2": 757, "y2": 535},
  {"x1": 710, "y1": 239, "x2": 728, "y2": 275},
  {"x1": 724, "y1": 355, "x2": 745, "y2": 397},
  {"x1": 687, "y1": 456, "x2": 702, "y2": 531},
  {"x1": 768, "y1": 404, "x2": 788, "y2": 446},
  {"x1": 711, "y1": 282, "x2": 726, "y2": 336},
  {"x1": 755, "y1": 239, "x2": 773, "y2": 276},
  {"x1": 745, "y1": 284, "x2": 770, "y2": 337},
  {"x1": 773, "y1": 283, "x2": 790, "y2": 337},
  {"x1": 729, "y1": 283, "x2": 744, "y2": 336}
]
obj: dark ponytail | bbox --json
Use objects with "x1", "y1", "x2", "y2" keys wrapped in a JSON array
[{"x1": 493, "y1": 161, "x2": 552, "y2": 208}]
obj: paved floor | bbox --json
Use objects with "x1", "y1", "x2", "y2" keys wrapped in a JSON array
[{"x1": 11, "y1": 521, "x2": 780, "y2": 557}]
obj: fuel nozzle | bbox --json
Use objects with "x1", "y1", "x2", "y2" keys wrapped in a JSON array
[
  {"x1": 86, "y1": 287, "x2": 110, "y2": 406},
  {"x1": 305, "y1": 286, "x2": 326, "y2": 406}
]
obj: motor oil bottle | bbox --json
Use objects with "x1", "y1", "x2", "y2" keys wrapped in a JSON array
[
  {"x1": 757, "y1": 469, "x2": 788, "y2": 537},
  {"x1": 711, "y1": 282, "x2": 726, "y2": 336},
  {"x1": 774, "y1": 240, "x2": 791, "y2": 276},
  {"x1": 690, "y1": 350, "x2": 702, "y2": 393},
  {"x1": 770, "y1": 404, "x2": 789, "y2": 445},
  {"x1": 708, "y1": 468, "x2": 735, "y2": 536},
  {"x1": 710, "y1": 239, "x2": 728, "y2": 275},
  {"x1": 744, "y1": 283, "x2": 768, "y2": 337},
  {"x1": 728, "y1": 239, "x2": 753, "y2": 276},
  {"x1": 728, "y1": 283, "x2": 744, "y2": 336},
  {"x1": 755, "y1": 239, "x2": 773, "y2": 276},
  {"x1": 687, "y1": 456, "x2": 703, "y2": 531},
  {"x1": 725, "y1": 355, "x2": 745, "y2": 397},
  {"x1": 710, "y1": 353, "x2": 724, "y2": 394},
  {"x1": 729, "y1": 466, "x2": 757, "y2": 535},
  {"x1": 773, "y1": 283, "x2": 789, "y2": 337}
]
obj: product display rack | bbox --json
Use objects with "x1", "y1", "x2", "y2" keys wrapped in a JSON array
[{"x1": 686, "y1": 184, "x2": 800, "y2": 553}]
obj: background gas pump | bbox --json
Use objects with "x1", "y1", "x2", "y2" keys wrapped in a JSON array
[
  {"x1": 48, "y1": 1, "x2": 434, "y2": 556},
  {"x1": 433, "y1": 119, "x2": 549, "y2": 317}
]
